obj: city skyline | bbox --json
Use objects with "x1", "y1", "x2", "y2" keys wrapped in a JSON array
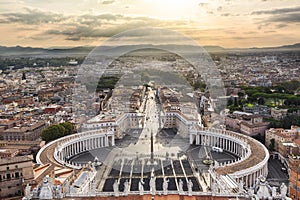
[{"x1": 0, "y1": 0, "x2": 299, "y2": 48}]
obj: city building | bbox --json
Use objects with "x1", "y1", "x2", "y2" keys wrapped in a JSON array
[
  {"x1": 0, "y1": 140, "x2": 44, "y2": 156},
  {"x1": 271, "y1": 108, "x2": 288, "y2": 120},
  {"x1": 265, "y1": 126, "x2": 300, "y2": 152},
  {"x1": 0, "y1": 148, "x2": 19, "y2": 158},
  {"x1": 289, "y1": 155, "x2": 300, "y2": 199},
  {"x1": 226, "y1": 111, "x2": 269, "y2": 136},
  {"x1": 240, "y1": 115, "x2": 269, "y2": 136},
  {"x1": 0, "y1": 155, "x2": 34, "y2": 198},
  {"x1": 278, "y1": 142, "x2": 299, "y2": 157},
  {"x1": 243, "y1": 104, "x2": 271, "y2": 116},
  {"x1": 2, "y1": 121, "x2": 46, "y2": 141}
]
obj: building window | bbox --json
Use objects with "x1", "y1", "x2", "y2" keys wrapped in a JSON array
[
  {"x1": 7, "y1": 173, "x2": 11, "y2": 179},
  {"x1": 15, "y1": 172, "x2": 19, "y2": 178},
  {"x1": 6, "y1": 166, "x2": 9, "y2": 170},
  {"x1": 15, "y1": 165, "x2": 18, "y2": 169}
]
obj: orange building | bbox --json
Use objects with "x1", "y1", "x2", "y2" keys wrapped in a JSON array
[{"x1": 289, "y1": 155, "x2": 300, "y2": 199}]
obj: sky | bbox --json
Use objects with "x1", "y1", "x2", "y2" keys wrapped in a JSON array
[{"x1": 0, "y1": 0, "x2": 299, "y2": 48}]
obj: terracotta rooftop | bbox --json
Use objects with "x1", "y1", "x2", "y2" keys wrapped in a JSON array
[{"x1": 294, "y1": 139, "x2": 300, "y2": 146}]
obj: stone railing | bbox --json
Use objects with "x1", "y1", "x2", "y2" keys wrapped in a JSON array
[
  {"x1": 37, "y1": 129, "x2": 115, "y2": 169},
  {"x1": 204, "y1": 128, "x2": 270, "y2": 187}
]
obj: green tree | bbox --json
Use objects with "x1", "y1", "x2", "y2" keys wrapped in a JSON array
[
  {"x1": 269, "y1": 138, "x2": 275, "y2": 151},
  {"x1": 60, "y1": 122, "x2": 76, "y2": 135},
  {"x1": 227, "y1": 98, "x2": 233, "y2": 106},
  {"x1": 252, "y1": 133, "x2": 265, "y2": 144},
  {"x1": 41, "y1": 124, "x2": 66, "y2": 143},
  {"x1": 22, "y1": 72, "x2": 26, "y2": 80},
  {"x1": 234, "y1": 97, "x2": 238, "y2": 107}
]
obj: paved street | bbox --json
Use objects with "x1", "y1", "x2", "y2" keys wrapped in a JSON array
[
  {"x1": 267, "y1": 158, "x2": 289, "y2": 187},
  {"x1": 187, "y1": 145, "x2": 238, "y2": 173}
]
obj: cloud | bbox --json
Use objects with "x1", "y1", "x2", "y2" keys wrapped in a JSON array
[
  {"x1": 101, "y1": 0, "x2": 116, "y2": 5},
  {"x1": 251, "y1": 6, "x2": 300, "y2": 15},
  {"x1": 253, "y1": 7, "x2": 300, "y2": 28},
  {"x1": 266, "y1": 13, "x2": 300, "y2": 23},
  {"x1": 43, "y1": 14, "x2": 173, "y2": 41},
  {"x1": 198, "y1": 3, "x2": 208, "y2": 7},
  {"x1": 46, "y1": 25, "x2": 126, "y2": 39},
  {"x1": 0, "y1": 8, "x2": 66, "y2": 24},
  {"x1": 275, "y1": 24, "x2": 287, "y2": 29},
  {"x1": 221, "y1": 13, "x2": 231, "y2": 17}
]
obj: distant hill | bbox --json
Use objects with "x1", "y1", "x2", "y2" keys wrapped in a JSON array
[
  {"x1": 277, "y1": 43, "x2": 300, "y2": 49},
  {"x1": 0, "y1": 43, "x2": 299, "y2": 57},
  {"x1": 248, "y1": 43, "x2": 300, "y2": 51},
  {"x1": 0, "y1": 46, "x2": 94, "y2": 56}
]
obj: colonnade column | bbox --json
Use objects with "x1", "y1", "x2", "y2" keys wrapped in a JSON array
[
  {"x1": 105, "y1": 135, "x2": 109, "y2": 146},
  {"x1": 112, "y1": 135, "x2": 115, "y2": 146}
]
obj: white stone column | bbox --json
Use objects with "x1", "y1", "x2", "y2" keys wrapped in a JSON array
[
  {"x1": 74, "y1": 143, "x2": 77, "y2": 154},
  {"x1": 196, "y1": 134, "x2": 199, "y2": 145},
  {"x1": 226, "y1": 140, "x2": 229, "y2": 152},
  {"x1": 68, "y1": 145, "x2": 70, "y2": 156},
  {"x1": 222, "y1": 138, "x2": 224, "y2": 149},
  {"x1": 60, "y1": 150, "x2": 63, "y2": 161},
  {"x1": 234, "y1": 143, "x2": 237, "y2": 155},
  {"x1": 112, "y1": 134, "x2": 115, "y2": 146},
  {"x1": 64, "y1": 147, "x2": 69, "y2": 157},
  {"x1": 71, "y1": 144, "x2": 73, "y2": 156},
  {"x1": 227, "y1": 140, "x2": 230, "y2": 152},
  {"x1": 250, "y1": 173, "x2": 253, "y2": 187},
  {"x1": 105, "y1": 135, "x2": 109, "y2": 146},
  {"x1": 100, "y1": 137, "x2": 103, "y2": 147},
  {"x1": 190, "y1": 134, "x2": 193, "y2": 144},
  {"x1": 72, "y1": 144, "x2": 74, "y2": 155},
  {"x1": 66, "y1": 146, "x2": 69, "y2": 157},
  {"x1": 207, "y1": 135, "x2": 210, "y2": 146}
]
